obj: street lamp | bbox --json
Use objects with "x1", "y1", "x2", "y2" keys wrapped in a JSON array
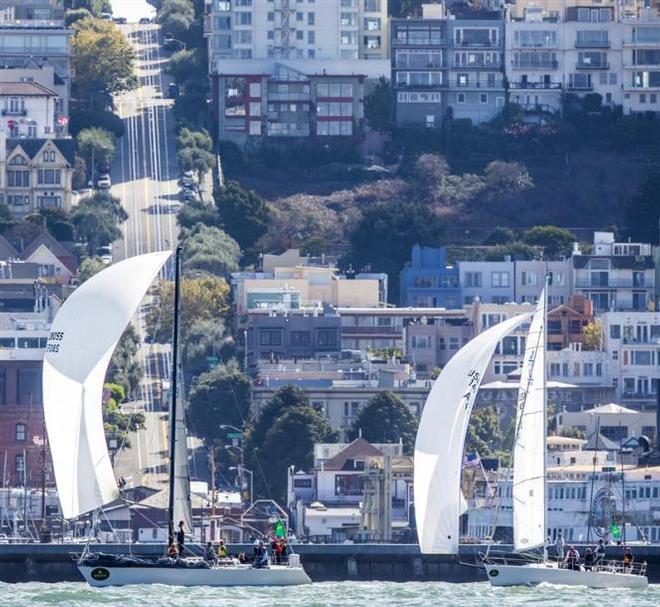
[
  {"x1": 229, "y1": 465, "x2": 253, "y2": 508},
  {"x1": 219, "y1": 424, "x2": 242, "y2": 433}
]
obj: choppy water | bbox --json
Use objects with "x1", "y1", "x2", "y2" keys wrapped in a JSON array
[{"x1": 1, "y1": 582, "x2": 657, "y2": 607}]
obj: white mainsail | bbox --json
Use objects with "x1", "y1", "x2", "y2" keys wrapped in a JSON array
[
  {"x1": 43, "y1": 251, "x2": 171, "y2": 519},
  {"x1": 172, "y1": 366, "x2": 193, "y2": 533},
  {"x1": 415, "y1": 313, "x2": 532, "y2": 554},
  {"x1": 513, "y1": 291, "x2": 547, "y2": 551}
]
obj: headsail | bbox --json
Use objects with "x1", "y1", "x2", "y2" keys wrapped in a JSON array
[
  {"x1": 414, "y1": 313, "x2": 531, "y2": 554},
  {"x1": 43, "y1": 251, "x2": 171, "y2": 519},
  {"x1": 513, "y1": 290, "x2": 547, "y2": 551},
  {"x1": 172, "y1": 367, "x2": 193, "y2": 533}
]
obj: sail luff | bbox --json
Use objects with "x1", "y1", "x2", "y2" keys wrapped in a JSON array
[
  {"x1": 512, "y1": 289, "x2": 547, "y2": 551},
  {"x1": 43, "y1": 251, "x2": 172, "y2": 519},
  {"x1": 414, "y1": 313, "x2": 532, "y2": 554}
]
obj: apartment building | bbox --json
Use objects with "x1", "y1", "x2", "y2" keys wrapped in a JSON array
[
  {"x1": 399, "y1": 245, "x2": 460, "y2": 308},
  {"x1": 572, "y1": 231, "x2": 656, "y2": 312},
  {"x1": 0, "y1": 0, "x2": 64, "y2": 22},
  {"x1": 459, "y1": 258, "x2": 515, "y2": 304},
  {"x1": 0, "y1": 81, "x2": 59, "y2": 139},
  {"x1": 601, "y1": 311, "x2": 659, "y2": 408},
  {"x1": 213, "y1": 59, "x2": 388, "y2": 143},
  {"x1": 391, "y1": 4, "x2": 505, "y2": 127},
  {"x1": 204, "y1": 0, "x2": 388, "y2": 64},
  {"x1": 622, "y1": 9, "x2": 660, "y2": 115}
]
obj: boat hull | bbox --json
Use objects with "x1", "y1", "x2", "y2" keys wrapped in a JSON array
[
  {"x1": 484, "y1": 563, "x2": 648, "y2": 589},
  {"x1": 79, "y1": 564, "x2": 312, "y2": 587}
]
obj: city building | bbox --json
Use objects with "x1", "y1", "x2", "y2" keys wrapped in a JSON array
[
  {"x1": 557, "y1": 402, "x2": 656, "y2": 441},
  {"x1": 399, "y1": 245, "x2": 460, "y2": 308},
  {"x1": 546, "y1": 295, "x2": 595, "y2": 350},
  {"x1": 572, "y1": 231, "x2": 656, "y2": 312},
  {"x1": 212, "y1": 59, "x2": 388, "y2": 143},
  {"x1": 0, "y1": 81, "x2": 60, "y2": 139},
  {"x1": 459, "y1": 258, "x2": 515, "y2": 305},
  {"x1": 204, "y1": 0, "x2": 389, "y2": 64},
  {"x1": 2, "y1": 135, "x2": 75, "y2": 213},
  {"x1": 601, "y1": 310, "x2": 659, "y2": 408},
  {"x1": 287, "y1": 438, "x2": 412, "y2": 541},
  {"x1": 391, "y1": 3, "x2": 506, "y2": 128},
  {"x1": 0, "y1": 0, "x2": 64, "y2": 22},
  {"x1": 514, "y1": 259, "x2": 573, "y2": 305}
]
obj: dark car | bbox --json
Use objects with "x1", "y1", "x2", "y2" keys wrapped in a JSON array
[
  {"x1": 138, "y1": 17, "x2": 152, "y2": 25},
  {"x1": 167, "y1": 83, "x2": 180, "y2": 99},
  {"x1": 163, "y1": 38, "x2": 185, "y2": 51}
]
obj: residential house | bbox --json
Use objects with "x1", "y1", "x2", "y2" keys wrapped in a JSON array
[
  {"x1": 546, "y1": 295, "x2": 594, "y2": 350},
  {"x1": 557, "y1": 402, "x2": 657, "y2": 441},
  {"x1": 459, "y1": 258, "x2": 515, "y2": 305},
  {"x1": 399, "y1": 245, "x2": 460, "y2": 308}
]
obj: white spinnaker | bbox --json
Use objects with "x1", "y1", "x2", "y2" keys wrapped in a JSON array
[
  {"x1": 513, "y1": 292, "x2": 546, "y2": 551},
  {"x1": 43, "y1": 251, "x2": 171, "y2": 519},
  {"x1": 414, "y1": 314, "x2": 531, "y2": 554}
]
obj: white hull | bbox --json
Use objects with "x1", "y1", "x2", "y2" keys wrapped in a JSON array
[
  {"x1": 79, "y1": 563, "x2": 312, "y2": 587},
  {"x1": 484, "y1": 562, "x2": 648, "y2": 589}
]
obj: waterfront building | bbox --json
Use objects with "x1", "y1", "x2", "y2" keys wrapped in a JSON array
[
  {"x1": 399, "y1": 245, "x2": 460, "y2": 308},
  {"x1": 204, "y1": 0, "x2": 389, "y2": 65},
  {"x1": 572, "y1": 231, "x2": 656, "y2": 313}
]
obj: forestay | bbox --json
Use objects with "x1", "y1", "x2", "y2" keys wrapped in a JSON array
[
  {"x1": 415, "y1": 313, "x2": 531, "y2": 554},
  {"x1": 513, "y1": 291, "x2": 546, "y2": 551},
  {"x1": 43, "y1": 251, "x2": 171, "y2": 519}
]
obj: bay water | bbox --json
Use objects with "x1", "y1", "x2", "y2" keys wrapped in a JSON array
[{"x1": 1, "y1": 581, "x2": 657, "y2": 607}]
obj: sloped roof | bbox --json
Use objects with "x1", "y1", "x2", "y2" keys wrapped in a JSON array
[
  {"x1": 0, "y1": 235, "x2": 19, "y2": 259},
  {"x1": 588, "y1": 403, "x2": 638, "y2": 415},
  {"x1": 583, "y1": 431, "x2": 620, "y2": 451},
  {"x1": 6, "y1": 138, "x2": 75, "y2": 167},
  {"x1": 21, "y1": 230, "x2": 72, "y2": 260},
  {"x1": 0, "y1": 81, "x2": 56, "y2": 96},
  {"x1": 323, "y1": 437, "x2": 383, "y2": 471}
]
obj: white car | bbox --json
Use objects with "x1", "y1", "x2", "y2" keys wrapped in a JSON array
[{"x1": 97, "y1": 174, "x2": 111, "y2": 189}]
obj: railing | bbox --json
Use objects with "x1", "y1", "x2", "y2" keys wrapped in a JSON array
[
  {"x1": 567, "y1": 82, "x2": 593, "y2": 91},
  {"x1": 340, "y1": 326, "x2": 401, "y2": 335},
  {"x1": 2, "y1": 109, "x2": 27, "y2": 116},
  {"x1": 576, "y1": 62, "x2": 610, "y2": 70},
  {"x1": 511, "y1": 82, "x2": 562, "y2": 90},
  {"x1": 483, "y1": 553, "x2": 648, "y2": 577},
  {"x1": 513, "y1": 60, "x2": 559, "y2": 70},
  {"x1": 574, "y1": 278, "x2": 651, "y2": 288},
  {"x1": 575, "y1": 40, "x2": 610, "y2": 48}
]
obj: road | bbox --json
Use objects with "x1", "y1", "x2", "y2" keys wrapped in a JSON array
[
  {"x1": 109, "y1": 7, "x2": 181, "y2": 491},
  {"x1": 112, "y1": 23, "x2": 179, "y2": 261}
]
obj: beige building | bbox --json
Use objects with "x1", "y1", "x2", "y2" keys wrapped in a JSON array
[{"x1": 557, "y1": 402, "x2": 656, "y2": 441}]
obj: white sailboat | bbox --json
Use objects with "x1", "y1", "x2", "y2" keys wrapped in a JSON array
[
  {"x1": 482, "y1": 286, "x2": 647, "y2": 589},
  {"x1": 414, "y1": 285, "x2": 648, "y2": 589},
  {"x1": 43, "y1": 248, "x2": 311, "y2": 587}
]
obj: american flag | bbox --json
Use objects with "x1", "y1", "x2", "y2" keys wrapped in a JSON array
[{"x1": 462, "y1": 453, "x2": 481, "y2": 469}]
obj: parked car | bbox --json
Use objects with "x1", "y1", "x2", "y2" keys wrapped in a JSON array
[
  {"x1": 168, "y1": 83, "x2": 180, "y2": 99},
  {"x1": 97, "y1": 174, "x2": 111, "y2": 189},
  {"x1": 139, "y1": 17, "x2": 152, "y2": 25},
  {"x1": 163, "y1": 38, "x2": 185, "y2": 51},
  {"x1": 113, "y1": 16, "x2": 127, "y2": 24},
  {"x1": 100, "y1": 12, "x2": 113, "y2": 20},
  {"x1": 180, "y1": 189, "x2": 195, "y2": 202}
]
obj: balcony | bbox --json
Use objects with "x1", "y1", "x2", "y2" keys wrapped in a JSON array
[
  {"x1": 566, "y1": 82, "x2": 593, "y2": 91},
  {"x1": 2, "y1": 109, "x2": 27, "y2": 116},
  {"x1": 576, "y1": 62, "x2": 610, "y2": 70},
  {"x1": 575, "y1": 40, "x2": 610, "y2": 48},
  {"x1": 511, "y1": 81, "x2": 562, "y2": 90},
  {"x1": 512, "y1": 60, "x2": 559, "y2": 70},
  {"x1": 341, "y1": 326, "x2": 401, "y2": 336},
  {"x1": 454, "y1": 41, "x2": 498, "y2": 49},
  {"x1": 622, "y1": 392, "x2": 657, "y2": 401},
  {"x1": 574, "y1": 277, "x2": 653, "y2": 288}
]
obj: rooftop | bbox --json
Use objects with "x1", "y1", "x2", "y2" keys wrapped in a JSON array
[{"x1": 0, "y1": 81, "x2": 57, "y2": 96}]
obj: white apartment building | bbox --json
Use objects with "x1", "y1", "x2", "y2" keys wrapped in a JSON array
[
  {"x1": 506, "y1": 5, "x2": 624, "y2": 113},
  {"x1": 622, "y1": 9, "x2": 660, "y2": 114},
  {"x1": 601, "y1": 311, "x2": 660, "y2": 408},
  {"x1": 0, "y1": 81, "x2": 59, "y2": 139},
  {"x1": 204, "y1": 0, "x2": 388, "y2": 64}
]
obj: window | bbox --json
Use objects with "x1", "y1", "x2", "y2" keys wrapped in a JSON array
[
  {"x1": 15, "y1": 423, "x2": 26, "y2": 442},
  {"x1": 37, "y1": 169, "x2": 61, "y2": 186},
  {"x1": 308, "y1": 31, "x2": 315, "y2": 44},
  {"x1": 317, "y1": 329, "x2": 338, "y2": 347},
  {"x1": 364, "y1": 17, "x2": 380, "y2": 30},
  {"x1": 456, "y1": 92, "x2": 466, "y2": 104},
  {"x1": 609, "y1": 324, "x2": 620, "y2": 339},
  {"x1": 7, "y1": 171, "x2": 29, "y2": 187},
  {"x1": 307, "y1": 12, "x2": 315, "y2": 25},
  {"x1": 293, "y1": 478, "x2": 312, "y2": 488},
  {"x1": 449, "y1": 337, "x2": 459, "y2": 350},
  {"x1": 364, "y1": 35, "x2": 381, "y2": 49},
  {"x1": 335, "y1": 474, "x2": 364, "y2": 496},
  {"x1": 480, "y1": 93, "x2": 488, "y2": 104},
  {"x1": 411, "y1": 335, "x2": 431, "y2": 349},
  {"x1": 234, "y1": 30, "x2": 252, "y2": 44},
  {"x1": 42, "y1": 150, "x2": 56, "y2": 162},
  {"x1": 18, "y1": 338, "x2": 40, "y2": 349},
  {"x1": 464, "y1": 272, "x2": 482, "y2": 288},
  {"x1": 259, "y1": 329, "x2": 282, "y2": 346},
  {"x1": 15, "y1": 453, "x2": 25, "y2": 476},
  {"x1": 267, "y1": 11, "x2": 274, "y2": 20},
  {"x1": 235, "y1": 12, "x2": 251, "y2": 24},
  {"x1": 491, "y1": 271, "x2": 510, "y2": 288},
  {"x1": 341, "y1": 13, "x2": 356, "y2": 26},
  {"x1": 18, "y1": 368, "x2": 41, "y2": 405},
  {"x1": 341, "y1": 31, "x2": 357, "y2": 45},
  {"x1": 364, "y1": 0, "x2": 380, "y2": 10},
  {"x1": 521, "y1": 271, "x2": 537, "y2": 286},
  {"x1": 550, "y1": 363, "x2": 560, "y2": 376}
]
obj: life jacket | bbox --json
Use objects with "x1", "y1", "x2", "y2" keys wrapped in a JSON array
[{"x1": 218, "y1": 544, "x2": 229, "y2": 558}]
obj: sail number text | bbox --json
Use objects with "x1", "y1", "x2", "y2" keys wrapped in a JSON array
[{"x1": 46, "y1": 331, "x2": 65, "y2": 353}]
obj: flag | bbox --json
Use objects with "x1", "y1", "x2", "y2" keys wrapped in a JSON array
[
  {"x1": 610, "y1": 522, "x2": 621, "y2": 541},
  {"x1": 273, "y1": 519, "x2": 286, "y2": 538},
  {"x1": 462, "y1": 452, "x2": 481, "y2": 470}
]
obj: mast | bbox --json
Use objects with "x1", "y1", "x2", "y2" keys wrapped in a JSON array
[
  {"x1": 167, "y1": 245, "x2": 182, "y2": 546},
  {"x1": 541, "y1": 276, "x2": 548, "y2": 561}
]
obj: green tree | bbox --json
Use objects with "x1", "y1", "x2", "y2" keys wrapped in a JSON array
[
  {"x1": 484, "y1": 227, "x2": 516, "y2": 246},
  {"x1": 465, "y1": 406, "x2": 503, "y2": 457},
  {"x1": 259, "y1": 406, "x2": 337, "y2": 502},
  {"x1": 146, "y1": 275, "x2": 230, "y2": 341},
  {"x1": 188, "y1": 360, "x2": 251, "y2": 443},
  {"x1": 522, "y1": 225, "x2": 576, "y2": 259},
  {"x1": 167, "y1": 49, "x2": 206, "y2": 87},
  {"x1": 157, "y1": 0, "x2": 195, "y2": 38},
  {"x1": 624, "y1": 170, "x2": 660, "y2": 245},
  {"x1": 71, "y1": 193, "x2": 126, "y2": 255},
  {"x1": 76, "y1": 127, "x2": 116, "y2": 173},
  {"x1": 64, "y1": 8, "x2": 92, "y2": 26},
  {"x1": 182, "y1": 223, "x2": 242, "y2": 277},
  {"x1": 347, "y1": 391, "x2": 418, "y2": 453},
  {"x1": 72, "y1": 17, "x2": 136, "y2": 108},
  {"x1": 103, "y1": 383, "x2": 145, "y2": 450},
  {"x1": 215, "y1": 181, "x2": 270, "y2": 253},
  {"x1": 181, "y1": 318, "x2": 235, "y2": 387},
  {"x1": 177, "y1": 128, "x2": 214, "y2": 184},
  {"x1": 348, "y1": 200, "x2": 446, "y2": 302},
  {"x1": 73, "y1": 156, "x2": 88, "y2": 190},
  {"x1": 107, "y1": 325, "x2": 144, "y2": 396},
  {"x1": 364, "y1": 77, "x2": 393, "y2": 132},
  {"x1": 77, "y1": 256, "x2": 107, "y2": 283}
]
